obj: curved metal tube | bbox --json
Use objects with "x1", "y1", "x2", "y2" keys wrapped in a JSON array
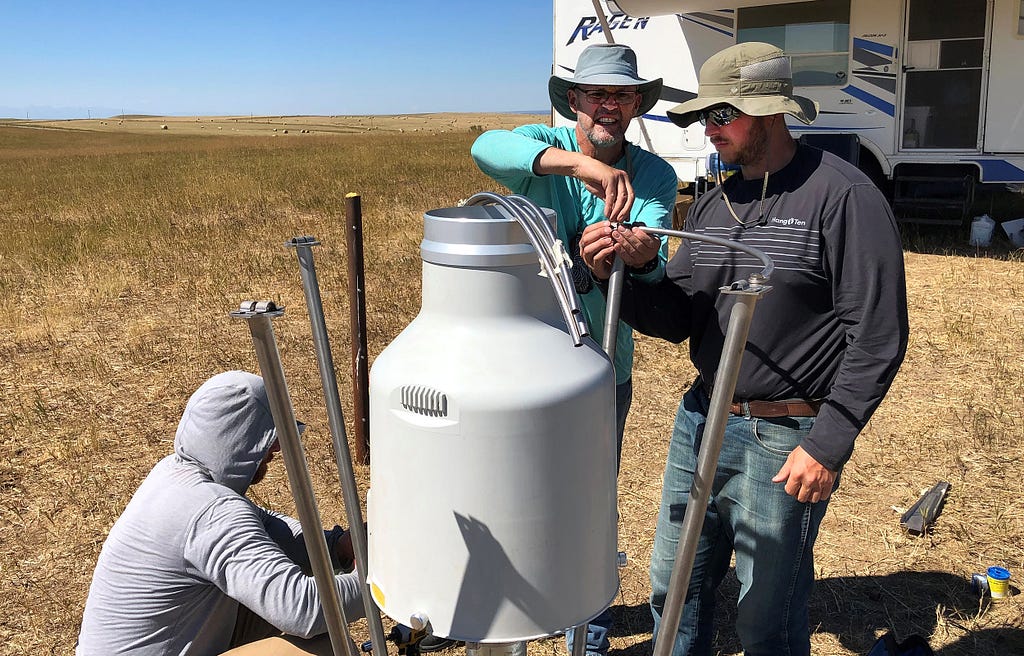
[
  {"x1": 464, "y1": 192, "x2": 589, "y2": 345},
  {"x1": 476, "y1": 193, "x2": 584, "y2": 341},
  {"x1": 508, "y1": 194, "x2": 589, "y2": 340},
  {"x1": 600, "y1": 226, "x2": 773, "y2": 369},
  {"x1": 638, "y1": 227, "x2": 775, "y2": 283}
]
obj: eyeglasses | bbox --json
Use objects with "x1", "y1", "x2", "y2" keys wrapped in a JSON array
[
  {"x1": 698, "y1": 105, "x2": 742, "y2": 127},
  {"x1": 576, "y1": 88, "x2": 640, "y2": 106}
]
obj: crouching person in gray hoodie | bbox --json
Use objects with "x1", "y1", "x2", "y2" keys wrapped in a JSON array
[{"x1": 77, "y1": 371, "x2": 365, "y2": 656}]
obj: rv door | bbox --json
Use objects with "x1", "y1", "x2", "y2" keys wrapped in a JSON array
[
  {"x1": 899, "y1": 0, "x2": 988, "y2": 150},
  {"x1": 984, "y1": 0, "x2": 1024, "y2": 153}
]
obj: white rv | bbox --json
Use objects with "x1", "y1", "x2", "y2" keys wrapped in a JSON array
[{"x1": 553, "y1": 0, "x2": 1024, "y2": 222}]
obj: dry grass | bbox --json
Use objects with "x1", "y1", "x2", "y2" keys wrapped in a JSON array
[{"x1": 1, "y1": 116, "x2": 1022, "y2": 656}]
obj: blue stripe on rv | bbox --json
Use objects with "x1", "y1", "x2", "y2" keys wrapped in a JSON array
[
  {"x1": 790, "y1": 124, "x2": 888, "y2": 131},
  {"x1": 968, "y1": 159, "x2": 1024, "y2": 182},
  {"x1": 841, "y1": 85, "x2": 895, "y2": 116},
  {"x1": 642, "y1": 114, "x2": 673, "y2": 122},
  {"x1": 852, "y1": 38, "x2": 895, "y2": 58}
]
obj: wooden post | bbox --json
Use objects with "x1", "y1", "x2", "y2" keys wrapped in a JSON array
[{"x1": 345, "y1": 193, "x2": 370, "y2": 464}]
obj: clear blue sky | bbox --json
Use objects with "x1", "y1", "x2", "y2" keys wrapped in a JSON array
[{"x1": 1, "y1": 0, "x2": 554, "y2": 119}]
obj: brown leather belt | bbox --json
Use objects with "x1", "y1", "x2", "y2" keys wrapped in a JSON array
[{"x1": 730, "y1": 399, "x2": 822, "y2": 418}]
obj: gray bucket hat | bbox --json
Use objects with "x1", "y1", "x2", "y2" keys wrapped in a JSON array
[
  {"x1": 667, "y1": 42, "x2": 818, "y2": 128},
  {"x1": 549, "y1": 43, "x2": 663, "y2": 121}
]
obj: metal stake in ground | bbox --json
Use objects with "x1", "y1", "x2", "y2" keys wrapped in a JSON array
[
  {"x1": 285, "y1": 236, "x2": 388, "y2": 656},
  {"x1": 346, "y1": 193, "x2": 371, "y2": 465},
  {"x1": 231, "y1": 300, "x2": 355, "y2": 656}
]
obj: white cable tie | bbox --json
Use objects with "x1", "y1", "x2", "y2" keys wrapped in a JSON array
[
  {"x1": 537, "y1": 256, "x2": 549, "y2": 278},
  {"x1": 551, "y1": 239, "x2": 572, "y2": 267}
]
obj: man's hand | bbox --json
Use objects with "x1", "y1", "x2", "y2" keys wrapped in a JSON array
[
  {"x1": 533, "y1": 147, "x2": 636, "y2": 222},
  {"x1": 336, "y1": 530, "x2": 356, "y2": 573},
  {"x1": 578, "y1": 221, "x2": 617, "y2": 279},
  {"x1": 772, "y1": 446, "x2": 837, "y2": 503},
  {"x1": 611, "y1": 223, "x2": 660, "y2": 268},
  {"x1": 573, "y1": 158, "x2": 635, "y2": 223}
]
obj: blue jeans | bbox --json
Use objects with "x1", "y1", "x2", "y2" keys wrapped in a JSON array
[
  {"x1": 649, "y1": 383, "x2": 832, "y2": 656},
  {"x1": 565, "y1": 378, "x2": 632, "y2": 656}
]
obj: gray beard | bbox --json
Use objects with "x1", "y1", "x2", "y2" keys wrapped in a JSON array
[{"x1": 584, "y1": 128, "x2": 622, "y2": 149}]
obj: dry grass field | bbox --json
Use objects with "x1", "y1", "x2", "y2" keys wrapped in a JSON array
[{"x1": 1, "y1": 114, "x2": 1021, "y2": 656}]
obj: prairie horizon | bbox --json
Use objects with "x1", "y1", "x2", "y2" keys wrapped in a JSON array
[{"x1": 0, "y1": 112, "x2": 552, "y2": 138}]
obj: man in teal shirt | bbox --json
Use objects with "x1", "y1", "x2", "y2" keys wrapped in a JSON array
[{"x1": 471, "y1": 43, "x2": 677, "y2": 656}]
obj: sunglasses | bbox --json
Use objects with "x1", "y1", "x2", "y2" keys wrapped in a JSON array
[{"x1": 698, "y1": 105, "x2": 742, "y2": 127}]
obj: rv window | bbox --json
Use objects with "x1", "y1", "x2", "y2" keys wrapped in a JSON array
[
  {"x1": 939, "y1": 39, "x2": 984, "y2": 69},
  {"x1": 908, "y1": 0, "x2": 985, "y2": 40},
  {"x1": 1020, "y1": 0, "x2": 1024, "y2": 37},
  {"x1": 736, "y1": 0, "x2": 851, "y2": 88}
]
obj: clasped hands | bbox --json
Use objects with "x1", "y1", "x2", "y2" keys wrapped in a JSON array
[{"x1": 578, "y1": 220, "x2": 660, "y2": 280}]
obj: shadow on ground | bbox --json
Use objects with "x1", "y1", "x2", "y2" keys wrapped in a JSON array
[
  {"x1": 605, "y1": 570, "x2": 1022, "y2": 656},
  {"x1": 900, "y1": 184, "x2": 1024, "y2": 259}
]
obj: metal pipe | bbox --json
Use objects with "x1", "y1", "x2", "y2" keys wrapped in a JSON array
[
  {"x1": 465, "y1": 192, "x2": 589, "y2": 345},
  {"x1": 466, "y1": 641, "x2": 526, "y2": 656},
  {"x1": 603, "y1": 228, "x2": 771, "y2": 364},
  {"x1": 507, "y1": 194, "x2": 589, "y2": 341},
  {"x1": 510, "y1": 193, "x2": 589, "y2": 341},
  {"x1": 231, "y1": 301, "x2": 354, "y2": 656},
  {"x1": 601, "y1": 256, "x2": 625, "y2": 360},
  {"x1": 499, "y1": 194, "x2": 583, "y2": 343},
  {"x1": 649, "y1": 292, "x2": 762, "y2": 656},
  {"x1": 570, "y1": 622, "x2": 588, "y2": 656},
  {"x1": 639, "y1": 227, "x2": 775, "y2": 282},
  {"x1": 345, "y1": 194, "x2": 370, "y2": 465},
  {"x1": 507, "y1": 193, "x2": 578, "y2": 305},
  {"x1": 286, "y1": 238, "x2": 388, "y2": 656},
  {"x1": 597, "y1": 227, "x2": 773, "y2": 656}
]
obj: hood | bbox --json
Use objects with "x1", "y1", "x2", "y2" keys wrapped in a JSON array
[{"x1": 174, "y1": 370, "x2": 278, "y2": 494}]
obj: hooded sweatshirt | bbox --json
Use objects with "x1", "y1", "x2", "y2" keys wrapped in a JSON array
[{"x1": 77, "y1": 371, "x2": 364, "y2": 656}]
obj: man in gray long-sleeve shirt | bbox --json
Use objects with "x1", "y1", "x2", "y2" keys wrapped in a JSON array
[
  {"x1": 579, "y1": 43, "x2": 908, "y2": 656},
  {"x1": 77, "y1": 371, "x2": 364, "y2": 656}
]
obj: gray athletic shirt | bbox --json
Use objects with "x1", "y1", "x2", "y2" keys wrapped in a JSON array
[
  {"x1": 612, "y1": 145, "x2": 909, "y2": 470},
  {"x1": 77, "y1": 372, "x2": 364, "y2": 655}
]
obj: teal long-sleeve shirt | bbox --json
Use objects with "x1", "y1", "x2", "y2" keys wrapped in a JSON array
[{"x1": 471, "y1": 124, "x2": 677, "y2": 384}]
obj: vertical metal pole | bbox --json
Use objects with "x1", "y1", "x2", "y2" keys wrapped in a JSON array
[
  {"x1": 231, "y1": 301, "x2": 354, "y2": 656},
  {"x1": 570, "y1": 622, "x2": 588, "y2": 656},
  {"x1": 286, "y1": 237, "x2": 388, "y2": 656},
  {"x1": 600, "y1": 227, "x2": 774, "y2": 656},
  {"x1": 601, "y1": 256, "x2": 625, "y2": 362},
  {"x1": 650, "y1": 293, "x2": 760, "y2": 656},
  {"x1": 345, "y1": 193, "x2": 370, "y2": 465},
  {"x1": 568, "y1": 253, "x2": 625, "y2": 656}
]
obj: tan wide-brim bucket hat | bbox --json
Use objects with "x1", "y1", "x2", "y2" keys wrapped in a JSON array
[
  {"x1": 549, "y1": 43, "x2": 663, "y2": 121},
  {"x1": 667, "y1": 42, "x2": 818, "y2": 128}
]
